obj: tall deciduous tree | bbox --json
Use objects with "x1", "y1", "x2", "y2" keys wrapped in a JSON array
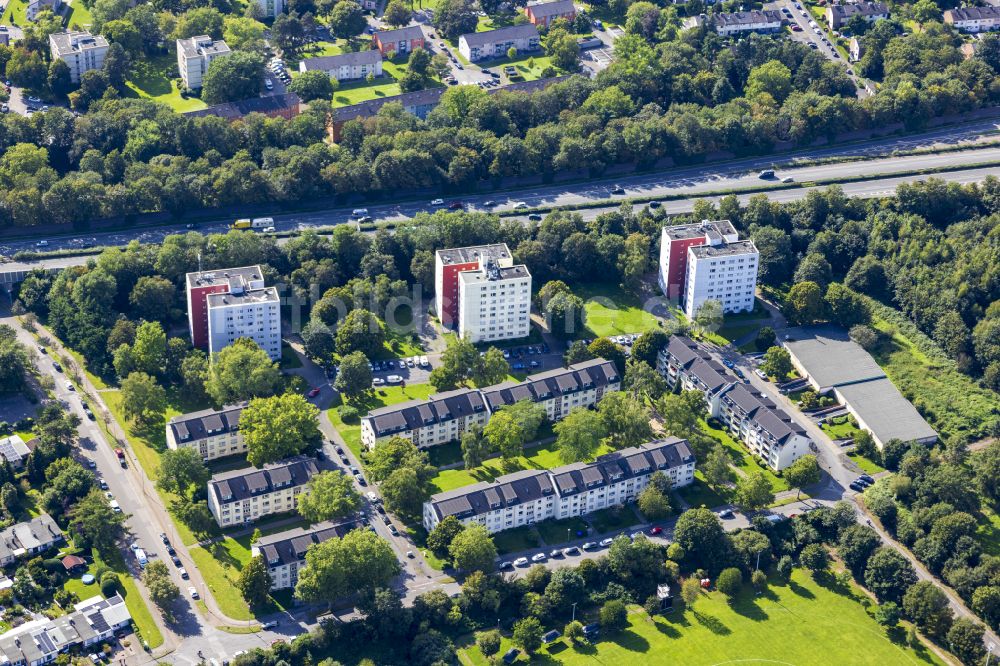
[
  {"x1": 156, "y1": 447, "x2": 210, "y2": 498},
  {"x1": 555, "y1": 407, "x2": 607, "y2": 463},
  {"x1": 784, "y1": 454, "x2": 820, "y2": 499},
  {"x1": 298, "y1": 471, "x2": 363, "y2": 522},
  {"x1": 241, "y1": 393, "x2": 321, "y2": 467},
  {"x1": 237, "y1": 555, "x2": 272, "y2": 607},
  {"x1": 334, "y1": 351, "x2": 373, "y2": 399},
  {"x1": 597, "y1": 391, "x2": 652, "y2": 449},
  {"x1": 205, "y1": 338, "x2": 282, "y2": 405},
  {"x1": 295, "y1": 529, "x2": 400, "y2": 601},
  {"x1": 448, "y1": 523, "x2": 497, "y2": 572},
  {"x1": 120, "y1": 371, "x2": 166, "y2": 425},
  {"x1": 733, "y1": 472, "x2": 774, "y2": 511}
]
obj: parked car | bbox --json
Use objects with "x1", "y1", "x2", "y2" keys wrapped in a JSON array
[
  {"x1": 563, "y1": 546, "x2": 580, "y2": 555},
  {"x1": 179, "y1": 568, "x2": 189, "y2": 580},
  {"x1": 430, "y1": 198, "x2": 444, "y2": 206},
  {"x1": 582, "y1": 542, "x2": 599, "y2": 551},
  {"x1": 599, "y1": 537, "x2": 614, "y2": 547},
  {"x1": 860, "y1": 474, "x2": 875, "y2": 484},
  {"x1": 307, "y1": 387, "x2": 321, "y2": 398},
  {"x1": 718, "y1": 508, "x2": 734, "y2": 519},
  {"x1": 849, "y1": 481, "x2": 864, "y2": 492},
  {"x1": 549, "y1": 549, "x2": 564, "y2": 558},
  {"x1": 188, "y1": 587, "x2": 199, "y2": 599},
  {"x1": 500, "y1": 561, "x2": 513, "y2": 570},
  {"x1": 531, "y1": 552, "x2": 547, "y2": 562},
  {"x1": 513, "y1": 557, "x2": 529, "y2": 567},
  {"x1": 648, "y1": 526, "x2": 663, "y2": 535}
]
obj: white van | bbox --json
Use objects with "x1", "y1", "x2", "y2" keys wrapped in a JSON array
[
  {"x1": 135, "y1": 549, "x2": 148, "y2": 568},
  {"x1": 419, "y1": 355, "x2": 430, "y2": 367},
  {"x1": 109, "y1": 500, "x2": 121, "y2": 513}
]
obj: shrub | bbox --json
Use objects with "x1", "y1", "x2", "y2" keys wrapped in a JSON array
[
  {"x1": 716, "y1": 567, "x2": 742, "y2": 598},
  {"x1": 100, "y1": 572, "x2": 121, "y2": 598},
  {"x1": 339, "y1": 405, "x2": 360, "y2": 423}
]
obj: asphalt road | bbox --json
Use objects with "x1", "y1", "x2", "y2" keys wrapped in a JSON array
[{"x1": 2, "y1": 116, "x2": 1000, "y2": 260}]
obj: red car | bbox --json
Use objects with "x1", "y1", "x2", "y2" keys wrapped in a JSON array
[
  {"x1": 114, "y1": 448, "x2": 125, "y2": 460},
  {"x1": 648, "y1": 526, "x2": 663, "y2": 535},
  {"x1": 447, "y1": 201, "x2": 464, "y2": 210},
  {"x1": 307, "y1": 387, "x2": 321, "y2": 398}
]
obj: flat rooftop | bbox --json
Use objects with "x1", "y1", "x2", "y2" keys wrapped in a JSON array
[
  {"x1": 664, "y1": 220, "x2": 738, "y2": 241},
  {"x1": 205, "y1": 286, "x2": 279, "y2": 307},
  {"x1": 782, "y1": 325, "x2": 886, "y2": 389},
  {"x1": 437, "y1": 244, "x2": 511, "y2": 266},
  {"x1": 689, "y1": 239, "x2": 758, "y2": 258},
  {"x1": 459, "y1": 264, "x2": 531, "y2": 283},
  {"x1": 835, "y1": 378, "x2": 938, "y2": 445},
  {"x1": 187, "y1": 265, "x2": 265, "y2": 290}
]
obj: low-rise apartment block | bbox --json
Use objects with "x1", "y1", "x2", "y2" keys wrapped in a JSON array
[
  {"x1": 373, "y1": 25, "x2": 425, "y2": 56},
  {"x1": 177, "y1": 36, "x2": 231, "y2": 90},
  {"x1": 362, "y1": 359, "x2": 621, "y2": 450},
  {"x1": 299, "y1": 50, "x2": 383, "y2": 81},
  {"x1": 458, "y1": 24, "x2": 540, "y2": 62},
  {"x1": 361, "y1": 388, "x2": 489, "y2": 450},
  {"x1": 944, "y1": 6, "x2": 1000, "y2": 32},
  {"x1": 166, "y1": 403, "x2": 247, "y2": 461},
  {"x1": 251, "y1": 519, "x2": 357, "y2": 590},
  {"x1": 0, "y1": 594, "x2": 131, "y2": 664},
  {"x1": 0, "y1": 514, "x2": 64, "y2": 567},
  {"x1": 714, "y1": 10, "x2": 783, "y2": 35},
  {"x1": 49, "y1": 31, "x2": 109, "y2": 84},
  {"x1": 481, "y1": 358, "x2": 621, "y2": 422},
  {"x1": 186, "y1": 265, "x2": 281, "y2": 361},
  {"x1": 525, "y1": 0, "x2": 577, "y2": 26},
  {"x1": 423, "y1": 438, "x2": 695, "y2": 533},
  {"x1": 826, "y1": 1, "x2": 889, "y2": 29},
  {"x1": 207, "y1": 456, "x2": 318, "y2": 527},
  {"x1": 657, "y1": 336, "x2": 811, "y2": 471}
]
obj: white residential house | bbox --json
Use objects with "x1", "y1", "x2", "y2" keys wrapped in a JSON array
[
  {"x1": 0, "y1": 514, "x2": 64, "y2": 567},
  {"x1": 177, "y1": 36, "x2": 231, "y2": 90},
  {"x1": 826, "y1": 1, "x2": 889, "y2": 30},
  {"x1": 207, "y1": 456, "x2": 318, "y2": 527},
  {"x1": 944, "y1": 6, "x2": 1000, "y2": 32},
  {"x1": 166, "y1": 403, "x2": 247, "y2": 460},
  {"x1": 423, "y1": 438, "x2": 695, "y2": 534},
  {"x1": 0, "y1": 434, "x2": 30, "y2": 468},
  {"x1": 251, "y1": 520, "x2": 357, "y2": 590},
  {"x1": 435, "y1": 244, "x2": 515, "y2": 331},
  {"x1": 458, "y1": 24, "x2": 540, "y2": 62},
  {"x1": 49, "y1": 31, "x2": 109, "y2": 84},
  {"x1": 360, "y1": 388, "x2": 490, "y2": 450},
  {"x1": 298, "y1": 49, "x2": 383, "y2": 81}
]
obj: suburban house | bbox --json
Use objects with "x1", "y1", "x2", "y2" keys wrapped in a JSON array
[
  {"x1": 0, "y1": 595, "x2": 131, "y2": 664},
  {"x1": 849, "y1": 37, "x2": 864, "y2": 61},
  {"x1": 783, "y1": 326, "x2": 938, "y2": 449},
  {"x1": 251, "y1": 519, "x2": 358, "y2": 590},
  {"x1": 166, "y1": 403, "x2": 247, "y2": 461},
  {"x1": 372, "y1": 25, "x2": 425, "y2": 57},
  {"x1": 298, "y1": 50, "x2": 383, "y2": 81},
  {"x1": 185, "y1": 93, "x2": 302, "y2": 122},
  {"x1": 825, "y1": 1, "x2": 889, "y2": 30},
  {"x1": 361, "y1": 358, "x2": 621, "y2": 450},
  {"x1": 177, "y1": 35, "x2": 231, "y2": 90},
  {"x1": 207, "y1": 456, "x2": 318, "y2": 527},
  {"x1": 944, "y1": 6, "x2": 1000, "y2": 32},
  {"x1": 26, "y1": 0, "x2": 60, "y2": 21},
  {"x1": 49, "y1": 31, "x2": 109, "y2": 84},
  {"x1": 657, "y1": 336, "x2": 811, "y2": 471},
  {"x1": 524, "y1": 0, "x2": 577, "y2": 27},
  {"x1": 713, "y1": 10, "x2": 784, "y2": 35},
  {"x1": 0, "y1": 434, "x2": 30, "y2": 468},
  {"x1": 0, "y1": 514, "x2": 64, "y2": 567},
  {"x1": 458, "y1": 24, "x2": 540, "y2": 62},
  {"x1": 423, "y1": 438, "x2": 695, "y2": 534}
]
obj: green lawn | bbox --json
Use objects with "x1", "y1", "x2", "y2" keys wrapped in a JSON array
[
  {"x1": 493, "y1": 525, "x2": 540, "y2": 555},
  {"x1": 702, "y1": 323, "x2": 761, "y2": 348},
  {"x1": 329, "y1": 384, "x2": 437, "y2": 460},
  {"x1": 0, "y1": 0, "x2": 27, "y2": 24},
  {"x1": 125, "y1": 55, "x2": 207, "y2": 112},
  {"x1": 848, "y1": 451, "x2": 885, "y2": 475},
  {"x1": 280, "y1": 343, "x2": 303, "y2": 369},
  {"x1": 701, "y1": 419, "x2": 788, "y2": 493},
  {"x1": 821, "y1": 414, "x2": 860, "y2": 440},
  {"x1": 427, "y1": 440, "x2": 463, "y2": 467},
  {"x1": 458, "y1": 569, "x2": 946, "y2": 665},
  {"x1": 64, "y1": 0, "x2": 92, "y2": 28},
  {"x1": 535, "y1": 516, "x2": 589, "y2": 546},
  {"x1": 430, "y1": 440, "x2": 612, "y2": 493},
  {"x1": 576, "y1": 283, "x2": 663, "y2": 339},
  {"x1": 331, "y1": 58, "x2": 444, "y2": 107},
  {"x1": 976, "y1": 509, "x2": 1000, "y2": 557},
  {"x1": 477, "y1": 54, "x2": 554, "y2": 82},
  {"x1": 587, "y1": 506, "x2": 640, "y2": 534},
  {"x1": 677, "y1": 472, "x2": 730, "y2": 508}
]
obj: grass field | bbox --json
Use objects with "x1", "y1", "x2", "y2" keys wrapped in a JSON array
[
  {"x1": 64, "y1": 0, "x2": 91, "y2": 27},
  {"x1": 576, "y1": 283, "x2": 663, "y2": 339},
  {"x1": 0, "y1": 0, "x2": 27, "y2": 24},
  {"x1": 125, "y1": 55, "x2": 207, "y2": 112},
  {"x1": 458, "y1": 569, "x2": 946, "y2": 666},
  {"x1": 535, "y1": 516, "x2": 589, "y2": 545},
  {"x1": 475, "y1": 54, "x2": 555, "y2": 82},
  {"x1": 848, "y1": 451, "x2": 885, "y2": 475},
  {"x1": 677, "y1": 473, "x2": 729, "y2": 508},
  {"x1": 331, "y1": 58, "x2": 444, "y2": 107},
  {"x1": 430, "y1": 440, "x2": 611, "y2": 493},
  {"x1": 976, "y1": 509, "x2": 1000, "y2": 557},
  {"x1": 329, "y1": 383, "x2": 437, "y2": 459},
  {"x1": 821, "y1": 414, "x2": 860, "y2": 440},
  {"x1": 493, "y1": 526, "x2": 540, "y2": 554}
]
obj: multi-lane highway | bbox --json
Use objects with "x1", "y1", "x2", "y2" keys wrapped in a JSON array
[{"x1": 1, "y1": 115, "x2": 1000, "y2": 260}]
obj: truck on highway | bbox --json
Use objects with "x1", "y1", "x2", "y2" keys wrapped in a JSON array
[
  {"x1": 232, "y1": 218, "x2": 252, "y2": 229},
  {"x1": 233, "y1": 217, "x2": 274, "y2": 230}
]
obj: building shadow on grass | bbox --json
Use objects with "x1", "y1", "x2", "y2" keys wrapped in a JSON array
[{"x1": 608, "y1": 628, "x2": 650, "y2": 653}]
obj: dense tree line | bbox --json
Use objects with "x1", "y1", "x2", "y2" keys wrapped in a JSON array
[{"x1": 1, "y1": 23, "x2": 999, "y2": 227}]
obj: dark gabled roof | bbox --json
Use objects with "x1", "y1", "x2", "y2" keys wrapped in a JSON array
[
  {"x1": 685, "y1": 357, "x2": 732, "y2": 395},
  {"x1": 526, "y1": 0, "x2": 575, "y2": 17},
  {"x1": 481, "y1": 358, "x2": 620, "y2": 410},
  {"x1": 945, "y1": 5, "x2": 1000, "y2": 20},
  {"x1": 185, "y1": 93, "x2": 301, "y2": 121},
  {"x1": 829, "y1": 1, "x2": 888, "y2": 18},
  {"x1": 254, "y1": 519, "x2": 357, "y2": 567},
  {"x1": 715, "y1": 10, "x2": 783, "y2": 26},
  {"x1": 459, "y1": 24, "x2": 539, "y2": 49},
  {"x1": 300, "y1": 49, "x2": 382, "y2": 71},
  {"x1": 429, "y1": 438, "x2": 694, "y2": 519},
  {"x1": 663, "y1": 335, "x2": 710, "y2": 369},
  {"x1": 209, "y1": 456, "x2": 318, "y2": 504},
  {"x1": 364, "y1": 388, "x2": 487, "y2": 438},
  {"x1": 373, "y1": 25, "x2": 424, "y2": 43},
  {"x1": 432, "y1": 469, "x2": 554, "y2": 521},
  {"x1": 168, "y1": 402, "x2": 247, "y2": 443}
]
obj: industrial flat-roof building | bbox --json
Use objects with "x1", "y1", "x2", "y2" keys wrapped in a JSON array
[{"x1": 783, "y1": 325, "x2": 938, "y2": 449}]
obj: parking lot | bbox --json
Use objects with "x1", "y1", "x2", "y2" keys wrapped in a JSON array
[{"x1": 370, "y1": 355, "x2": 434, "y2": 387}]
